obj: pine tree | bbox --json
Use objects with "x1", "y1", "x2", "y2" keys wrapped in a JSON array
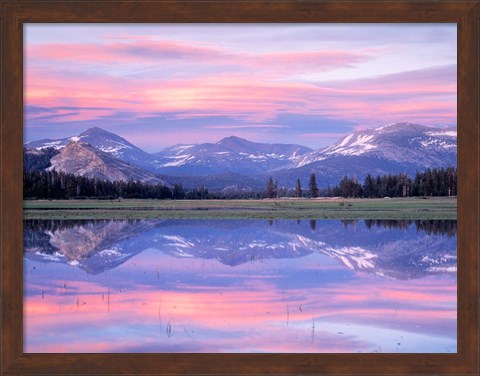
[
  {"x1": 309, "y1": 173, "x2": 319, "y2": 198},
  {"x1": 363, "y1": 174, "x2": 374, "y2": 198},
  {"x1": 295, "y1": 179, "x2": 302, "y2": 198},
  {"x1": 266, "y1": 177, "x2": 275, "y2": 199},
  {"x1": 172, "y1": 183, "x2": 185, "y2": 199},
  {"x1": 338, "y1": 176, "x2": 348, "y2": 197}
]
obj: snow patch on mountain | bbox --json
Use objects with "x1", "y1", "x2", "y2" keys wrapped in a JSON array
[
  {"x1": 427, "y1": 266, "x2": 457, "y2": 273},
  {"x1": 294, "y1": 155, "x2": 326, "y2": 168},
  {"x1": 420, "y1": 139, "x2": 456, "y2": 149},
  {"x1": 323, "y1": 246, "x2": 378, "y2": 270},
  {"x1": 338, "y1": 133, "x2": 354, "y2": 147},
  {"x1": 323, "y1": 134, "x2": 377, "y2": 157},
  {"x1": 426, "y1": 130, "x2": 457, "y2": 137},
  {"x1": 163, "y1": 235, "x2": 195, "y2": 249},
  {"x1": 34, "y1": 251, "x2": 65, "y2": 262},
  {"x1": 98, "y1": 249, "x2": 123, "y2": 257},
  {"x1": 38, "y1": 140, "x2": 65, "y2": 150},
  {"x1": 161, "y1": 154, "x2": 195, "y2": 167}
]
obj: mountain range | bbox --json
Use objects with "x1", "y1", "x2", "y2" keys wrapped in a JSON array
[
  {"x1": 24, "y1": 122, "x2": 457, "y2": 190},
  {"x1": 153, "y1": 136, "x2": 312, "y2": 176}
]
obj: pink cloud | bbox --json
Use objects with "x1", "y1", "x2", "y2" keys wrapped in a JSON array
[
  {"x1": 28, "y1": 38, "x2": 370, "y2": 75},
  {"x1": 26, "y1": 107, "x2": 116, "y2": 123},
  {"x1": 27, "y1": 40, "x2": 225, "y2": 64},
  {"x1": 25, "y1": 39, "x2": 456, "y2": 129}
]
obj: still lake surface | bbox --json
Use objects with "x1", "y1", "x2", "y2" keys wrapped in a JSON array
[{"x1": 24, "y1": 219, "x2": 457, "y2": 353}]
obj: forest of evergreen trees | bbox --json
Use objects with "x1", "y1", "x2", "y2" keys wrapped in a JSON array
[
  {"x1": 264, "y1": 167, "x2": 456, "y2": 199},
  {"x1": 24, "y1": 167, "x2": 456, "y2": 200},
  {"x1": 24, "y1": 170, "x2": 175, "y2": 199},
  {"x1": 325, "y1": 167, "x2": 457, "y2": 198}
]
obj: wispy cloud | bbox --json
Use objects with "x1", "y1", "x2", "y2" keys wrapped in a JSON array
[{"x1": 28, "y1": 39, "x2": 371, "y2": 75}]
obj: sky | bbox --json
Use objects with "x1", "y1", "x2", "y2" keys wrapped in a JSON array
[{"x1": 24, "y1": 24, "x2": 457, "y2": 152}]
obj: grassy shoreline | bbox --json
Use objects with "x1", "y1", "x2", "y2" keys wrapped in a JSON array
[{"x1": 23, "y1": 197, "x2": 457, "y2": 220}]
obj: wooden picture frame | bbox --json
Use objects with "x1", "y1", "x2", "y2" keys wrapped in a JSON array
[{"x1": 1, "y1": 1, "x2": 478, "y2": 374}]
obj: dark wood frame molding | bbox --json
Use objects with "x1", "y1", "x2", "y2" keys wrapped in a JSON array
[{"x1": 1, "y1": 1, "x2": 478, "y2": 375}]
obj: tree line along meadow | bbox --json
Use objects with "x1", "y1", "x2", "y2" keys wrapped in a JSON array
[
  {"x1": 23, "y1": 167, "x2": 457, "y2": 200},
  {"x1": 267, "y1": 167, "x2": 457, "y2": 199}
]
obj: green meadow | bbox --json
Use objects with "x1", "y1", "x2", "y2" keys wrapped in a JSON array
[{"x1": 23, "y1": 197, "x2": 457, "y2": 220}]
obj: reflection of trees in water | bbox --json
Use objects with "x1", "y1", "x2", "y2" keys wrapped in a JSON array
[
  {"x1": 362, "y1": 219, "x2": 457, "y2": 237},
  {"x1": 301, "y1": 218, "x2": 455, "y2": 237},
  {"x1": 25, "y1": 218, "x2": 457, "y2": 237},
  {"x1": 364, "y1": 219, "x2": 413, "y2": 231},
  {"x1": 23, "y1": 218, "x2": 143, "y2": 232},
  {"x1": 341, "y1": 220, "x2": 358, "y2": 229},
  {"x1": 414, "y1": 220, "x2": 457, "y2": 237}
]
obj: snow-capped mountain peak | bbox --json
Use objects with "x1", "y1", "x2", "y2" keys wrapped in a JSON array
[
  {"x1": 291, "y1": 122, "x2": 456, "y2": 170},
  {"x1": 153, "y1": 136, "x2": 312, "y2": 176},
  {"x1": 77, "y1": 127, "x2": 136, "y2": 154},
  {"x1": 25, "y1": 127, "x2": 166, "y2": 173}
]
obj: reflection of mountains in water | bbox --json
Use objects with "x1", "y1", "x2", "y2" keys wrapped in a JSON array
[
  {"x1": 23, "y1": 219, "x2": 457, "y2": 279},
  {"x1": 24, "y1": 219, "x2": 159, "y2": 273}
]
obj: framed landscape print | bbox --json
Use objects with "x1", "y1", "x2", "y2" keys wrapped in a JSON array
[{"x1": 1, "y1": 1, "x2": 478, "y2": 375}]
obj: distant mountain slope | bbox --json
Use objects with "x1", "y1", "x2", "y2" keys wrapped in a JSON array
[
  {"x1": 47, "y1": 142, "x2": 170, "y2": 185},
  {"x1": 153, "y1": 136, "x2": 312, "y2": 176},
  {"x1": 23, "y1": 147, "x2": 60, "y2": 172},
  {"x1": 158, "y1": 172, "x2": 265, "y2": 191},
  {"x1": 292, "y1": 123, "x2": 456, "y2": 168}
]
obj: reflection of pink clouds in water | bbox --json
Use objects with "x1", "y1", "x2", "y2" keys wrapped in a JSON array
[
  {"x1": 25, "y1": 286, "x2": 359, "y2": 353},
  {"x1": 24, "y1": 265, "x2": 456, "y2": 353}
]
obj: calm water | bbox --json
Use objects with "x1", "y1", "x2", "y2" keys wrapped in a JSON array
[{"x1": 23, "y1": 219, "x2": 457, "y2": 353}]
